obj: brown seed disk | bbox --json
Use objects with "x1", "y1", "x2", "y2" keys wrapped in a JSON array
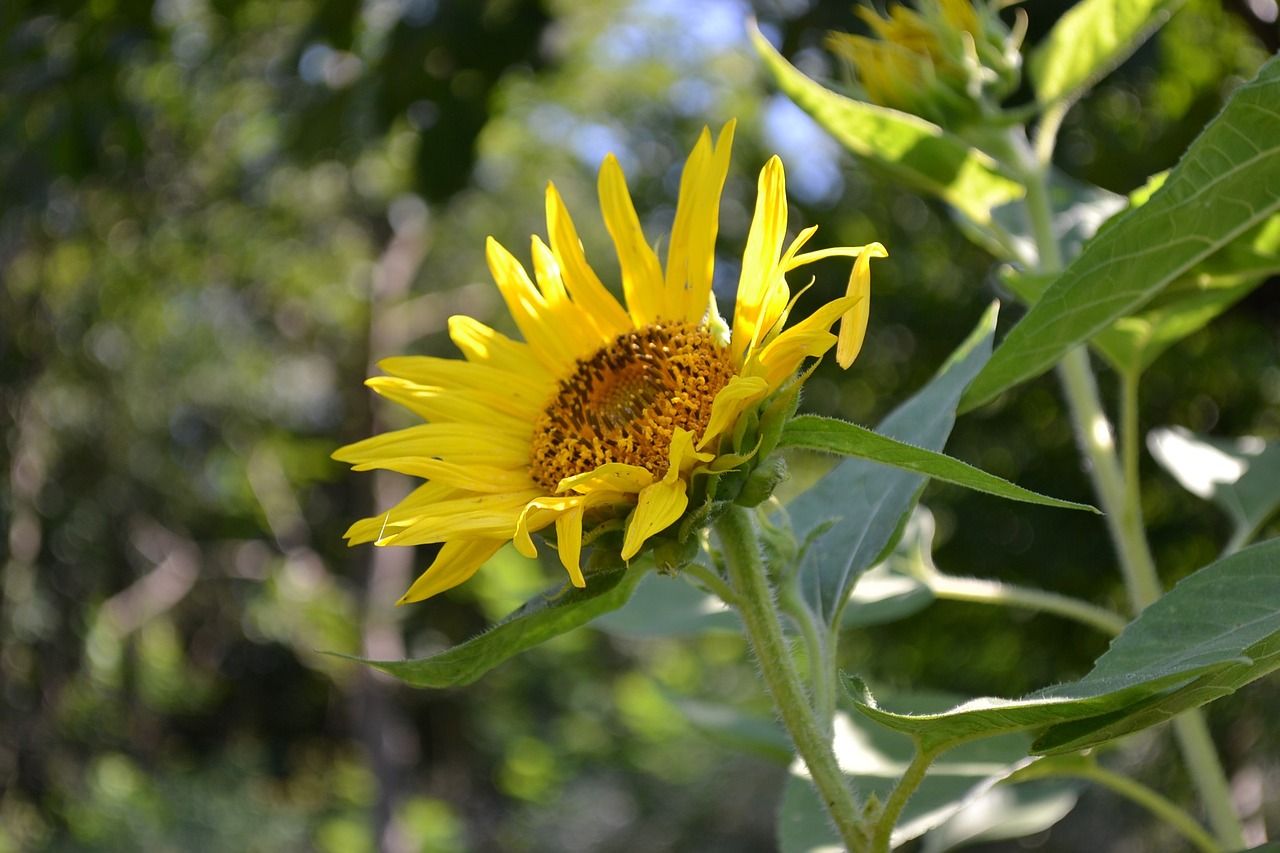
[{"x1": 529, "y1": 322, "x2": 737, "y2": 491}]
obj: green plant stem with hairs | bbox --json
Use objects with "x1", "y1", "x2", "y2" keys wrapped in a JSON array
[
  {"x1": 715, "y1": 505, "x2": 867, "y2": 850},
  {"x1": 1021, "y1": 141, "x2": 1247, "y2": 850}
]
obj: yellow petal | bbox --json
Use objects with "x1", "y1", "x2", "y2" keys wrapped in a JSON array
[
  {"x1": 366, "y1": 376, "x2": 540, "y2": 426},
  {"x1": 599, "y1": 153, "x2": 664, "y2": 325},
  {"x1": 733, "y1": 155, "x2": 788, "y2": 363},
  {"x1": 512, "y1": 493, "x2": 612, "y2": 586},
  {"x1": 666, "y1": 121, "x2": 736, "y2": 323},
  {"x1": 448, "y1": 315, "x2": 536, "y2": 374},
  {"x1": 349, "y1": 457, "x2": 532, "y2": 493},
  {"x1": 382, "y1": 490, "x2": 544, "y2": 546},
  {"x1": 749, "y1": 294, "x2": 861, "y2": 388},
  {"x1": 621, "y1": 479, "x2": 689, "y2": 560},
  {"x1": 838, "y1": 243, "x2": 887, "y2": 369},
  {"x1": 619, "y1": 428, "x2": 708, "y2": 560},
  {"x1": 556, "y1": 504, "x2": 587, "y2": 588},
  {"x1": 333, "y1": 423, "x2": 530, "y2": 468},
  {"x1": 397, "y1": 539, "x2": 506, "y2": 604},
  {"x1": 486, "y1": 237, "x2": 579, "y2": 373},
  {"x1": 377, "y1": 353, "x2": 552, "y2": 409},
  {"x1": 545, "y1": 182, "x2": 631, "y2": 336},
  {"x1": 557, "y1": 462, "x2": 655, "y2": 495},
  {"x1": 697, "y1": 375, "x2": 770, "y2": 451},
  {"x1": 530, "y1": 235, "x2": 607, "y2": 359}
]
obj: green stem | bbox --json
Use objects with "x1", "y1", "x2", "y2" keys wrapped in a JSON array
[
  {"x1": 1079, "y1": 762, "x2": 1222, "y2": 853},
  {"x1": 1023, "y1": 158, "x2": 1246, "y2": 849},
  {"x1": 1056, "y1": 349, "x2": 1164, "y2": 610},
  {"x1": 871, "y1": 747, "x2": 939, "y2": 852},
  {"x1": 1172, "y1": 711, "x2": 1247, "y2": 850},
  {"x1": 715, "y1": 505, "x2": 865, "y2": 849},
  {"x1": 683, "y1": 561, "x2": 739, "y2": 608},
  {"x1": 778, "y1": 581, "x2": 837, "y2": 734},
  {"x1": 922, "y1": 570, "x2": 1128, "y2": 636}
]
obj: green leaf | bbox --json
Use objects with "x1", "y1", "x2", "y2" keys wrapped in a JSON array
[
  {"x1": 1148, "y1": 427, "x2": 1280, "y2": 550},
  {"x1": 1090, "y1": 212, "x2": 1280, "y2": 373},
  {"x1": 962, "y1": 52, "x2": 1280, "y2": 411},
  {"x1": 845, "y1": 537, "x2": 1280, "y2": 755},
  {"x1": 781, "y1": 304, "x2": 998, "y2": 626},
  {"x1": 329, "y1": 567, "x2": 645, "y2": 687},
  {"x1": 778, "y1": 700, "x2": 1079, "y2": 852},
  {"x1": 1028, "y1": 0, "x2": 1185, "y2": 108},
  {"x1": 779, "y1": 415, "x2": 1096, "y2": 513},
  {"x1": 750, "y1": 23, "x2": 1024, "y2": 251},
  {"x1": 1001, "y1": 211, "x2": 1280, "y2": 375}
]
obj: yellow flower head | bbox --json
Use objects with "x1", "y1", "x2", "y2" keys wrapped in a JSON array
[
  {"x1": 334, "y1": 122, "x2": 886, "y2": 603},
  {"x1": 828, "y1": 0, "x2": 1022, "y2": 126}
]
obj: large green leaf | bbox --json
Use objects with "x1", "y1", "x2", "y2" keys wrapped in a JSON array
[
  {"x1": 779, "y1": 415, "x2": 1095, "y2": 513},
  {"x1": 962, "y1": 52, "x2": 1280, "y2": 411},
  {"x1": 1028, "y1": 0, "x2": 1185, "y2": 108},
  {"x1": 781, "y1": 304, "x2": 998, "y2": 626},
  {"x1": 330, "y1": 566, "x2": 645, "y2": 687},
  {"x1": 1001, "y1": 211, "x2": 1280, "y2": 376},
  {"x1": 845, "y1": 537, "x2": 1280, "y2": 755},
  {"x1": 750, "y1": 23, "x2": 1024, "y2": 254}
]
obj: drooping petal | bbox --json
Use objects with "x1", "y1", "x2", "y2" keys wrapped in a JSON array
[
  {"x1": 599, "y1": 153, "x2": 665, "y2": 325},
  {"x1": 620, "y1": 428, "x2": 711, "y2": 559},
  {"x1": 397, "y1": 539, "x2": 506, "y2": 604},
  {"x1": 555, "y1": 504, "x2": 587, "y2": 588},
  {"x1": 837, "y1": 242, "x2": 887, "y2": 369},
  {"x1": 557, "y1": 462, "x2": 655, "y2": 495},
  {"x1": 512, "y1": 492, "x2": 612, "y2": 577},
  {"x1": 748, "y1": 293, "x2": 861, "y2": 388},
  {"x1": 697, "y1": 374, "x2": 771, "y2": 451},
  {"x1": 621, "y1": 479, "x2": 689, "y2": 560},
  {"x1": 666, "y1": 121, "x2": 736, "y2": 324}
]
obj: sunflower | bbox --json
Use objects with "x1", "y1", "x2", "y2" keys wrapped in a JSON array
[{"x1": 334, "y1": 121, "x2": 885, "y2": 603}]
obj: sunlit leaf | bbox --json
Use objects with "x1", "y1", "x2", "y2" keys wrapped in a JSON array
[
  {"x1": 962, "y1": 52, "x2": 1280, "y2": 411},
  {"x1": 969, "y1": 169, "x2": 1125, "y2": 267},
  {"x1": 781, "y1": 304, "x2": 998, "y2": 627},
  {"x1": 750, "y1": 22, "x2": 1024, "y2": 255},
  {"x1": 329, "y1": 566, "x2": 645, "y2": 687},
  {"x1": 844, "y1": 537, "x2": 1280, "y2": 754},
  {"x1": 778, "y1": 701, "x2": 1079, "y2": 852},
  {"x1": 1028, "y1": 0, "x2": 1185, "y2": 107},
  {"x1": 1148, "y1": 427, "x2": 1280, "y2": 548}
]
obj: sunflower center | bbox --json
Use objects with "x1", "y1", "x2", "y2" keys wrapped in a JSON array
[{"x1": 530, "y1": 322, "x2": 737, "y2": 491}]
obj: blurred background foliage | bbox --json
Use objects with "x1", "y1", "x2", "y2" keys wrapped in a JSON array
[{"x1": 1, "y1": 0, "x2": 1277, "y2": 850}]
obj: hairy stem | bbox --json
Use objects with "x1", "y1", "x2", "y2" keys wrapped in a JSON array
[
  {"x1": 871, "y1": 747, "x2": 938, "y2": 852},
  {"x1": 1024, "y1": 157, "x2": 1246, "y2": 849},
  {"x1": 715, "y1": 505, "x2": 865, "y2": 849}
]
